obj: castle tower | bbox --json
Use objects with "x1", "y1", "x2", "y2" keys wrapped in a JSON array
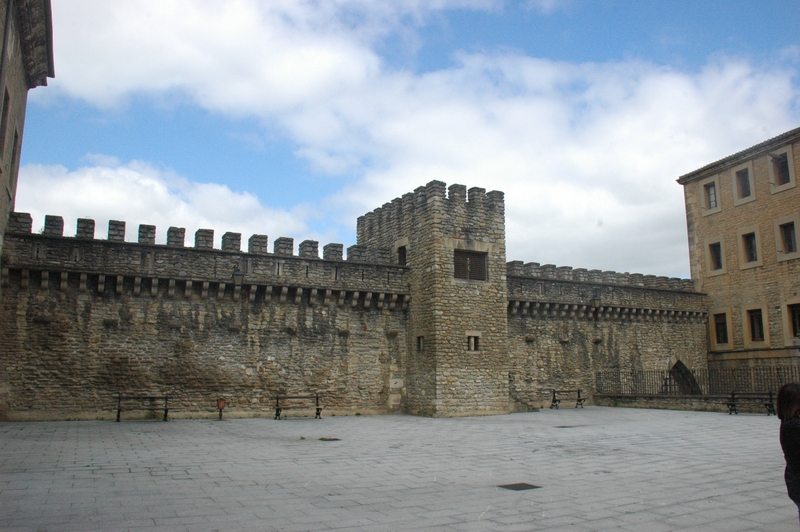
[{"x1": 357, "y1": 181, "x2": 510, "y2": 416}]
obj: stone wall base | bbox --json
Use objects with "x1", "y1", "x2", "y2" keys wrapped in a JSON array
[
  {"x1": 0, "y1": 406, "x2": 394, "y2": 422},
  {"x1": 594, "y1": 394, "x2": 732, "y2": 413}
]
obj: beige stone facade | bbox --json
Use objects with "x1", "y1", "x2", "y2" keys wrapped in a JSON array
[
  {"x1": 679, "y1": 126, "x2": 800, "y2": 368},
  {"x1": 0, "y1": 0, "x2": 53, "y2": 255}
]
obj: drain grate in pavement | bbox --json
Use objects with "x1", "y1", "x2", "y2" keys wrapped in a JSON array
[{"x1": 498, "y1": 483, "x2": 541, "y2": 491}]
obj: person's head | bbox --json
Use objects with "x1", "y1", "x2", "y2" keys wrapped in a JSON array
[{"x1": 777, "y1": 383, "x2": 800, "y2": 420}]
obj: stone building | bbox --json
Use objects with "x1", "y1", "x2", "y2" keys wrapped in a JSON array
[
  {"x1": 0, "y1": 0, "x2": 53, "y2": 254},
  {"x1": 679, "y1": 126, "x2": 800, "y2": 368},
  {"x1": 0, "y1": 181, "x2": 708, "y2": 420}
]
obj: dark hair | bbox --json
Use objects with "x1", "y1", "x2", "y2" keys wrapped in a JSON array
[{"x1": 778, "y1": 383, "x2": 800, "y2": 420}]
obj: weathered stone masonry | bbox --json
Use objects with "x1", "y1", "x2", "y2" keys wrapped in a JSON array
[
  {"x1": 358, "y1": 182, "x2": 509, "y2": 416},
  {"x1": 0, "y1": 0, "x2": 54, "y2": 258},
  {"x1": 1, "y1": 213, "x2": 410, "y2": 420},
  {"x1": 506, "y1": 263, "x2": 707, "y2": 408},
  {"x1": 0, "y1": 181, "x2": 708, "y2": 419}
]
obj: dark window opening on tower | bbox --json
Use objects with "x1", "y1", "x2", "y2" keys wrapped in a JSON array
[
  {"x1": 709, "y1": 242, "x2": 723, "y2": 270},
  {"x1": 454, "y1": 250, "x2": 487, "y2": 280},
  {"x1": 467, "y1": 336, "x2": 480, "y2": 351},
  {"x1": 790, "y1": 304, "x2": 800, "y2": 338},
  {"x1": 781, "y1": 222, "x2": 797, "y2": 254},
  {"x1": 713, "y1": 313, "x2": 728, "y2": 344},
  {"x1": 748, "y1": 309, "x2": 764, "y2": 342},
  {"x1": 743, "y1": 232, "x2": 758, "y2": 263},
  {"x1": 397, "y1": 246, "x2": 406, "y2": 266}
]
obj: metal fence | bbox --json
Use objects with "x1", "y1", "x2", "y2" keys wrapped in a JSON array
[{"x1": 596, "y1": 366, "x2": 800, "y2": 396}]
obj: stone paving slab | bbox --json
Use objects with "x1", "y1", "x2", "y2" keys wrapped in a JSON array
[{"x1": 0, "y1": 406, "x2": 795, "y2": 531}]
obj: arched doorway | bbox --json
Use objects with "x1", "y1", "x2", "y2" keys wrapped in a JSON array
[{"x1": 664, "y1": 360, "x2": 702, "y2": 395}]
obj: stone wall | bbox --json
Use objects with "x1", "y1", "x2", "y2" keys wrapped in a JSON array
[
  {"x1": 507, "y1": 264, "x2": 707, "y2": 409},
  {"x1": 0, "y1": 0, "x2": 54, "y2": 258},
  {"x1": 0, "y1": 215, "x2": 409, "y2": 420},
  {"x1": 593, "y1": 395, "x2": 728, "y2": 412},
  {"x1": 0, "y1": 181, "x2": 709, "y2": 420}
]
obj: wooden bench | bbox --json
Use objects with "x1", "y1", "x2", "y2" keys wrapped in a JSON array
[
  {"x1": 116, "y1": 394, "x2": 169, "y2": 422},
  {"x1": 726, "y1": 391, "x2": 775, "y2": 415},
  {"x1": 273, "y1": 394, "x2": 322, "y2": 420},
  {"x1": 550, "y1": 389, "x2": 586, "y2": 409}
]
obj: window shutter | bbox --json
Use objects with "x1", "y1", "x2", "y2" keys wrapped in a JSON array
[{"x1": 454, "y1": 251, "x2": 487, "y2": 280}]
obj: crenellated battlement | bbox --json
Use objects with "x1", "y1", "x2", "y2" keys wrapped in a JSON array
[
  {"x1": 3, "y1": 212, "x2": 411, "y2": 307},
  {"x1": 9, "y1": 212, "x2": 378, "y2": 263},
  {"x1": 356, "y1": 180, "x2": 504, "y2": 251},
  {"x1": 506, "y1": 260, "x2": 694, "y2": 292}
]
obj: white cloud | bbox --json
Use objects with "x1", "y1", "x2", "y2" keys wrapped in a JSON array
[
  {"x1": 41, "y1": 0, "x2": 496, "y2": 111},
  {"x1": 320, "y1": 54, "x2": 799, "y2": 275},
  {"x1": 16, "y1": 160, "x2": 316, "y2": 251},
  {"x1": 27, "y1": 1, "x2": 800, "y2": 277}
]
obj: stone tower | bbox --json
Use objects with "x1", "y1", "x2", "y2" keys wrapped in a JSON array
[{"x1": 357, "y1": 181, "x2": 509, "y2": 416}]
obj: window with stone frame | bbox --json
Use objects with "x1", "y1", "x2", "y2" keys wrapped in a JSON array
[
  {"x1": 735, "y1": 168, "x2": 752, "y2": 199},
  {"x1": 742, "y1": 232, "x2": 758, "y2": 263},
  {"x1": 731, "y1": 161, "x2": 756, "y2": 206},
  {"x1": 769, "y1": 146, "x2": 796, "y2": 193},
  {"x1": 467, "y1": 336, "x2": 480, "y2": 351},
  {"x1": 713, "y1": 313, "x2": 728, "y2": 344},
  {"x1": 781, "y1": 222, "x2": 797, "y2": 254},
  {"x1": 704, "y1": 182, "x2": 718, "y2": 209},
  {"x1": 790, "y1": 304, "x2": 800, "y2": 338},
  {"x1": 397, "y1": 246, "x2": 407, "y2": 266},
  {"x1": 748, "y1": 309, "x2": 765, "y2": 342},
  {"x1": 709, "y1": 242, "x2": 723, "y2": 271},
  {"x1": 454, "y1": 250, "x2": 487, "y2": 281},
  {"x1": 772, "y1": 152, "x2": 791, "y2": 186}
]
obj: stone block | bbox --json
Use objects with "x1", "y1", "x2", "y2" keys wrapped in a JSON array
[
  {"x1": 222, "y1": 232, "x2": 241, "y2": 252},
  {"x1": 248, "y1": 234, "x2": 268, "y2": 255},
  {"x1": 506, "y1": 261, "x2": 523, "y2": 276},
  {"x1": 195, "y1": 229, "x2": 214, "y2": 249},
  {"x1": 44, "y1": 215, "x2": 64, "y2": 237},
  {"x1": 274, "y1": 237, "x2": 293, "y2": 256},
  {"x1": 167, "y1": 227, "x2": 186, "y2": 247},
  {"x1": 76, "y1": 218, "x2": 95, "y2": 239},
  {"x1": 522, "y1": 262, "x2": 540, "y2": 277},
  {"x1": 467, "y1": 187, "x2": 486, "y2": 206},
  {"x1": 370, "y1": 248, "x2": 391, "y2": 264},
  {"x1": 448, "y1": 184, "x2": 466, "y2": 202},
  {"x1": 7, "y1": 212, "x2": 31, "y2": 233},
  {"x1": 299, "y1": 240, "x2": 319, "y2": 259},
  {"x1": 108, "y1": 220, "x2": 125, "y2": 242},
  {"x1": 138, "y1": 224, "x2": 155, "y2": 245},
  {"x1": 323, "y1": 243, "x2": 343, "y2": 261}
]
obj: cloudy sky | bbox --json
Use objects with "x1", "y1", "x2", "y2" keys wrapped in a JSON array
[{"x1": 17, "y1": 0, "x2": 800, "y2": 278}]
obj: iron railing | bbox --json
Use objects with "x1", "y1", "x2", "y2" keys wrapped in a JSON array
[{"x1": 596, "y1": 366, "x2": 800, "y2": 396}]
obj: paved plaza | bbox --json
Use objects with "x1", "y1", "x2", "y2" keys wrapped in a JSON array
[{"x1": 0, "y1": 406, "x2": 794, "y2": 531}]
